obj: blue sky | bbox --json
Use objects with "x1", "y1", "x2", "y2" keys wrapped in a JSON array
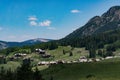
[{"x1": 0, "y1": 0, "x2": 120, "y2": 42}]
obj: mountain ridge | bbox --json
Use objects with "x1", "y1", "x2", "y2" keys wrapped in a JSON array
[
  {"x1": 0, "y1": 38, "x2": 52, "y2": 49},
  {"x1": 63, "y1": 6, "x2": 120, "y2": 40}
]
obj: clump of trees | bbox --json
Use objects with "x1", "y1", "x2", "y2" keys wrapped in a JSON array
[
  {"x1": 59, "y1": 29, "x2": 120, "y2": 58},
  {"x1": 89, "y1": 49, "x2": 96, "y2": 58},
  {"x1": 0, "y1": 41, "x2": 59, "y2": 56},
  {"x1": 63, "y1": 49, "x2": 66, "y2": 55},
  {"x1": 69, "y1": 51, "x2": 73, "y2": 56},
  {"x1": 0, "y1": 57, "x2": 6, "y2": 64},
  {"x1": 98, "y1": 50, "x2": 103, "y2": 57},
  {"x1": 1, "y1": 29, "x2": 120, "y2": 59},
  {"x1": 0, "y1": 60, "x2": 44, "y2": 80}
]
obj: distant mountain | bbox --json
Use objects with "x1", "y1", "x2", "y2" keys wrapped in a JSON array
[
  {"x1": 23, "y1": 38, "x2": 51, "y2": 43},
  {"x1": 21, "y1": 38, "x2": 52, "y2": 45},
  {"x1": 0, "y1": 38, "x2": 52, "y2": 49},
  {"x1": 64, "y1": 6, "x2": 120, "y2": 40},
  {"x1": 0, "y1": 41, "x2": 8, "y2": 49}
]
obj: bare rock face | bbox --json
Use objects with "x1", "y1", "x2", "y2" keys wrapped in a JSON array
[
  {"x1": 82, "y1": 16, "x2": 102, "y2": 36},
  {"x1": 102, "y1": 6, "x2": 120, "y2": 22}
]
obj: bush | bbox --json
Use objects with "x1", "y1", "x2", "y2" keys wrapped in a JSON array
[{"x1": 86, "y1": 74, "x2": 95, "y2": 78}]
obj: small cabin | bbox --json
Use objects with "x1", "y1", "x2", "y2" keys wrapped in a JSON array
[
  {"x1": 38, "y1": 61, "x2": 49, "y2": 65},
  {"x1": 105, "y1": 56, "x2": 113, "y2": 59},
  {"x1": 35, "y1": 48, "x2": 45, "y2": 54},
  {"x1": 49, "y1": 61, "x2": 57, "y2": 65},
  {"x1": 14, "y1": 53, "x2": 27, "y2": 58}
]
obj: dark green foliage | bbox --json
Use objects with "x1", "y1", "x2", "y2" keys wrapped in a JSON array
[
  {"x1": 31, "y1": 41, "x2": 58, "y2": 50},
  {"x1": 50, "y1": 76, "x2": 53, "y2": 80},
  {"x1": 48, "y1": 42, "x2": 58, "y2": 50},
  {"x1": 59, "y1": 29, "x2": 120, "y2": 53},
  {"x1": 5, "y1": 68, "x2": 15, "y2": 80},
  {"x1": 33, "y1": 67, "x2": 44, "y2": 80},
  {"x1": 98, "y1": 50, "x2": 103, "y2": 57},
  {"x1": 16, "y1": 60, "x2": 33, "y2": 80},
  {"x1": 0, "y1": 61, "x2": 44, "y2": 80},
  {"x1": 106, "y1": 45, "x2": 116, "y2": 51},
  {"x1": 0, "y1": 41, "x2": 58, "y2": 56},
  {"x1": 86, "y1": 74, "x2": 95, "y2": 79},
  {"x1": 69, "y1": 51, "x2": 73, "y2": 56},
  {"x1": 42, "y1": 62, "x2": 120, "y2": 80},
  {"x1": 105, "y1": 51, "x2": 113, "y2": 56},
  {"x1": 0, "y1": 57, "x2": 6, "y2": 64},
  {"x1": 97, "y1": 41, "x2": 104, "y2": 48},
  {"x1": 0, "y1": 66, "x2": 5, "y2": 80},
  {"x1": 89, "y1": 49, "x2": 96, "y2": 58},
  {"x1": 63, "y1": 49, "x2": 65, "y2": 55}
]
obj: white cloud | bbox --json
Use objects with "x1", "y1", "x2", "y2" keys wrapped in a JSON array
[
  {"x1": 47, "y1": 27, "x2": 56, "y2": 30},
  {"x1": 30, "y1": 21, "x2": 38, "y2": 26},
  {"x1": 71, "y1": 9, "x2": 80, "y2": 13},
  {"x1": 28, "y1": 15, "x2": 52, "y2": 27},
  {"x1": 39, "y1": 20, "x2": 51, "y2": 27},
  {"x1": 28, "y1": 16, "x2": 38, "y2": 21}
]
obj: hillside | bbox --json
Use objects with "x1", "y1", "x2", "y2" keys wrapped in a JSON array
[
  {"x1": 42, "y1": 62, "x2": 120, "y2": 80},
  {"x1": 64, "y1": 6, "x2": 120, "y2": 39},
  {"x1": 0, "y1": 38, "x2": 52, "y2": 50}
]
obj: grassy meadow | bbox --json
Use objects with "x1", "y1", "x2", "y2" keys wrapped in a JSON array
[
  {"x1": 0, "y1": 61, "x2": 20, "y2": 71},
  {"x1": 41, "y1": 62, "x2": 120, "y2": 80},
  {"x1": 1, "y1": 46, "x2": 120, "y2": 80}
]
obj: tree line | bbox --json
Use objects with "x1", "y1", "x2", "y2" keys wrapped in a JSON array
[
  {"x1": 1, "y1": 29, "x2": 120, "y2": 58},
  {"x1": 59, "y1": 29, "x2": 120, "y2": 58},
  {"x1": 0, "y1": 60, "x2": 45, "y2": 80}
]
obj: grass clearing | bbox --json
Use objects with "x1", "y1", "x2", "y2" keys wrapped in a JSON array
[
  {"x1": 0, "y1": 46, "x2": 89, "y2": 71},
  {"x1": 42, "y1": 61, "x2": 120, "y2": 80},
  {"x1": 0, "y1": 61, "x2": 20, "y2": 71},
  {"x1": 47, "y1": 46, "x2": 89, "y2": 61}
]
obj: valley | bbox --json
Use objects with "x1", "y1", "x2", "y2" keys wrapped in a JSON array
[{"x1": 1, "y1": 5, "x2": 120, "y2": 80}]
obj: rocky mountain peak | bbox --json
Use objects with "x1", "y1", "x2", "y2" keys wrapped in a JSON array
[
  {"x1": 63, "y1": 6, "x2": 120, "y2": 39},
  {"x1": 102, "y1": 6, "x2": 120, "y2": 22},
  {"x1": 87, "y1": 16, "x2": 102, "y2": 26},
  {"x1": 102, "y1": 6, "x2": 120, "y2": 16}
]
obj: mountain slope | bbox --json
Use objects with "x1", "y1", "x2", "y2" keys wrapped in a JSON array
[
  {"x1": 0, "y1": 41, "x2": 8, "y2": 49},
  {"x1": 0, "y1": 38, "x2": 52, "y2": 50},
  {"x1": 22, "y1": 38, "x2": 52, "y2": 45},
  {"x1": 64, "y1": 6, "x2": 120, "y2": 39}
]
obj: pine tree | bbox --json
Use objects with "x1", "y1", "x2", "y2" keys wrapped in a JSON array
[
  {"x1": 33, "y1": 67, "x2": 44, "y2": 80},
  {"x1": 98, "y1": 50, "x2": 103, "y2": 57},
  {"x1": 0, "y1": 66, "x2": 5, "y2": 80},
  {"x1": 16, "y1": 59, "x2": 33, "y2": 80},
  {"x1": 63, "y1": 49, "x2": 65, "y2": 55},
  {"x1": 89, "y1": 49, "x2": 96, "y2": 58},
  {"x1": 69, "y1": 51, "x2": 73, "y2": 56}
]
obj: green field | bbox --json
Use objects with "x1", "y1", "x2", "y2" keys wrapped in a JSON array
[
  {"x1": 0, "y1": 46, "x2": 89, "y2": 71},
  {"x1": 7, "y1": 46, "x2": 89, "y2": 61},
  {"x1": 41, "y1": 62, "x2": 120, "y2": 80},
  {"x1": 46, "y1": 46, "x2": 89, "y2": 61},
  {"x1": 2, "y1": 46, "x2": 120, "y2": 80},
  {"x1": 0, "y1": 61, "x2": 20, "y2": 71}
]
